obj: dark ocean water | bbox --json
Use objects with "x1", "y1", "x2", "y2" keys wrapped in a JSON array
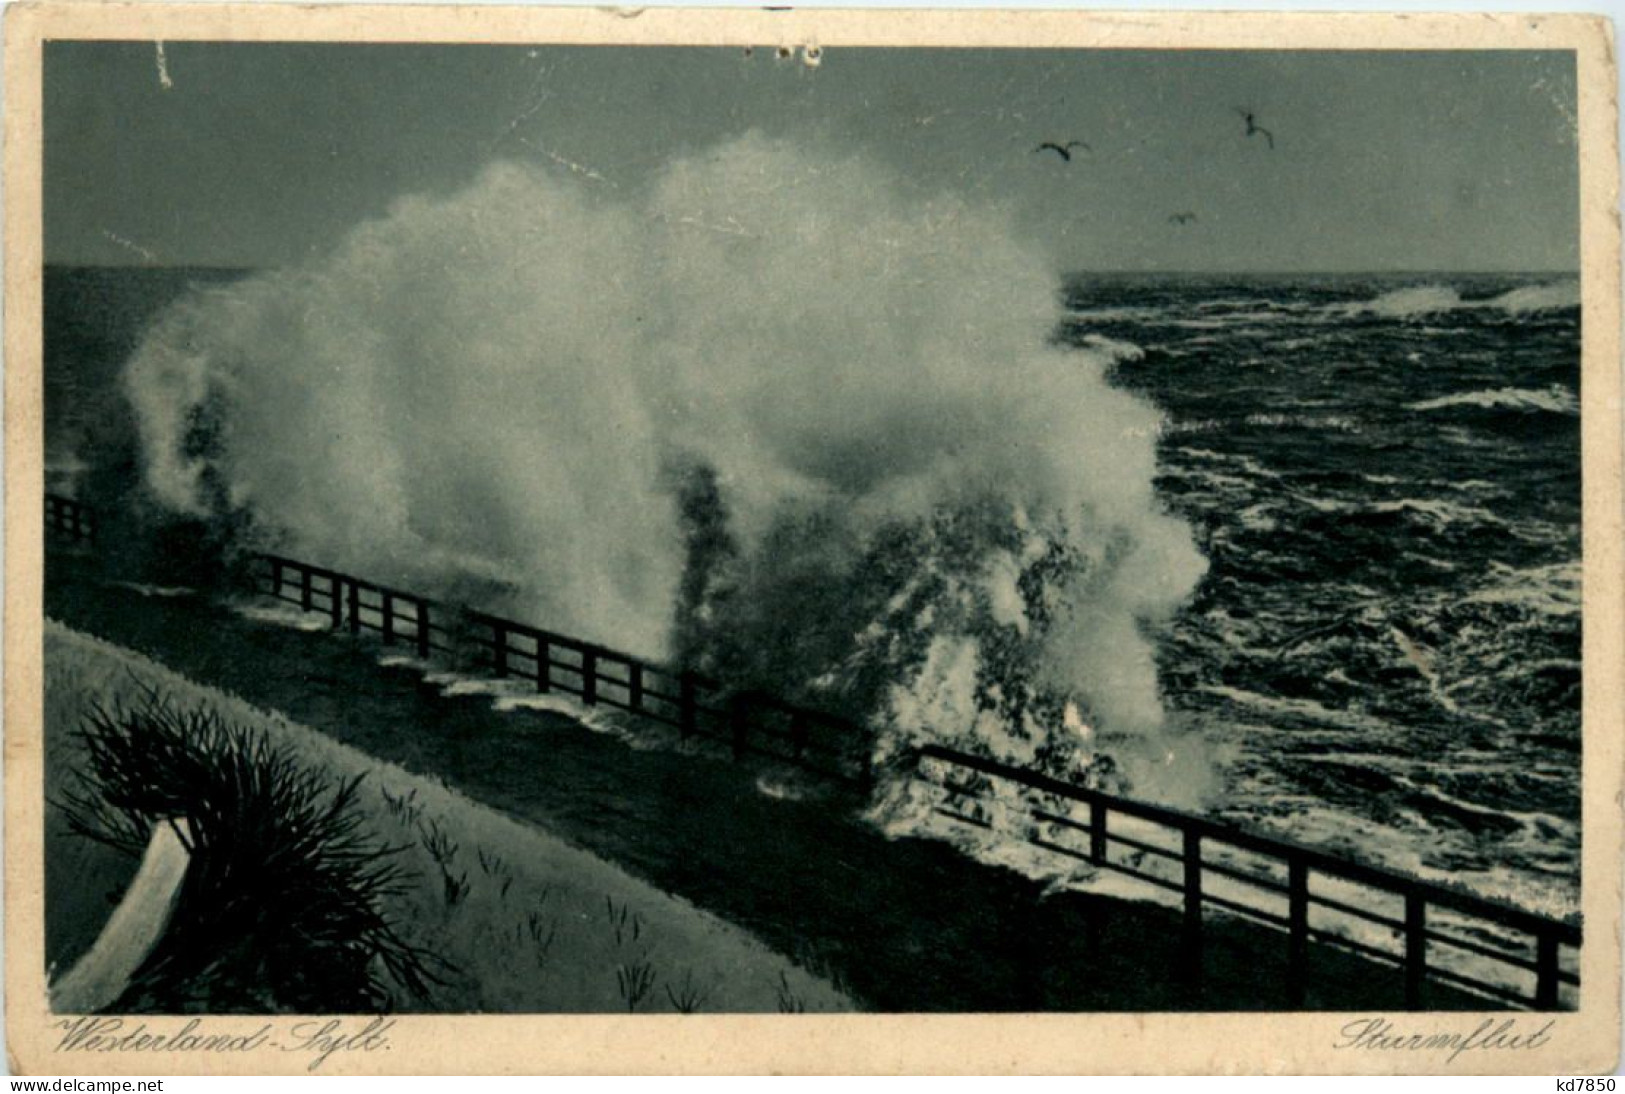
[
  {"x1": 1059, "y1": 273, "x2": 1581, "y2": 914},
  {"x1": 45, "y1": 266, "x2": 1583, "y2": 916}
]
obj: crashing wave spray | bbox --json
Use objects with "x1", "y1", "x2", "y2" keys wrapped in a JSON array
[{"x1": 123, "y1": 132, "x2": 1209, "y2": 808}]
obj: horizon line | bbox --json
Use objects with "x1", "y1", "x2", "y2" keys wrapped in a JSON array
[{"x1": 44, "y1": 261, "x2": 1582, "y2": 279}]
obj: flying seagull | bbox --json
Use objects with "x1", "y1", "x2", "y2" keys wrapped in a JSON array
[
  {"x1": 1234, "y1": 108, "x2": 1275, "y2": 150},
  {"x1": 1168, "y1": 212, "x2": 1198, "y2": 225},
  {"x1": 1034, "y1": 140, "x2": 1090, "y2": 162}
]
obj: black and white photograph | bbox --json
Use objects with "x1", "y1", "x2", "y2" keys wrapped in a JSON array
[{"x1": 7, "y1": 4, "x2": 1621, "y2": 1075}]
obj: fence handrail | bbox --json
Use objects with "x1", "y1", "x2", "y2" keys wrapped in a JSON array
[
  {"x1": 460, "y1": 608, "x2": 718, "y2": 686},
  {"x1": 916, "y1": 743, "x2": 1581, "y2": 945},
  {"x1": 46, "y1": 495, "x2": 1582, "y2": 1008},
  {"x1": 45, "y1": 493, "x2": 97, "y2": 541},
  {"x1": 249, "y1": 551, "x2": 873, "y2": 780},
  {"x1": 56, "y1": 507, "x2": 1583, "y2": 940},
  {"x1": 920, "y1": 743, "x2": 1579, "y2": 1010},
  {"x1": 252, "y1": 548, "x2": 1582, "y2": 948},
  {"x1": 456, "y1": 610, "x2": 869, "y2": 739},
  {"x1": 259, "y1": 552, "x2": 431, "y2": 608}
]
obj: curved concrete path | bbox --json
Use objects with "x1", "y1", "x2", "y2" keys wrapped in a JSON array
[{"x1": 49, "y1": 820, "x2": 191, "y2": 1014}]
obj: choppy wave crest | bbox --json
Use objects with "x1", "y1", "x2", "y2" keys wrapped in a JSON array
[
  {"x1": 1341, "y1": 284, "x2": 1464, "y2": 319},
  {"x1": 1343, "y1": 280, "x2": 1579, "y2": 320},
  {"x1": 1489, "y1": 281, "x2": 1581, "y2": 314}
]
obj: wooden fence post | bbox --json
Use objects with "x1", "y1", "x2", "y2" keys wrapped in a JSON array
[
  {"x1": 1090, "y1": 803, "x2": 1107, "y2": 865},
  {"x1": 1534, "y1": 932, "x2": 1560, "y2": 1011},
  {"x1": 536, "y1": 637, "x2": 550, "y2": 693},
  {"x1": 271, "y1": 558, "x2": 284, "y2": 599},
  {"x1": 300, "y1": 567, "x2": 313, "y2": 612},
  {"x1": 381, "y1": 592, "x2": 395, "y2": 646},
  {"x1": 1404, "y1": 894, "x2": 1426, "y2": 1009},
  {"x1": 1287, "y1": 858, "x2": 1309, "y2": 1006},
  {"x1": 1182, "y1": 830, "x2": 1204, "y2": 983},
  {"x1": 679, "y1": 672, "x2": 696, "y2": 740},
  {"x1": 628, "y1": 663, "x2": 644, "y2": 713},
  {"x1": 582, "y1": 650, "x2": 598, "y2": 706},
  {"x1": 329, "y1": 576, "x2": 342, "y2": 630},
  {"x1": 348, "y1": 581, "x2": 360, "y2": 636},
  {"x1": 416, "y1": 600, "x2": 431, "y2": 659}
]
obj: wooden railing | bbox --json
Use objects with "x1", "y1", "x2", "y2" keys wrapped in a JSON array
[
  {"x1": 45, "y1": 494, "x2": 97, "y2": 543},
  {"x1": 255, "y1": 553, "x2": 873, "y2": 786},
  {"x1": 463, "y1": 609, "x2": 872, "y2": 785},
  {"x1": 261, "y1": 553, "x2": 446, "y2": 660},
  {"x1": 916, "y1": 745, "x2": 1581, "y2": 1011},
  {"x1": 47, "y1": 495, "x2": 1584, "y2": 1011}
]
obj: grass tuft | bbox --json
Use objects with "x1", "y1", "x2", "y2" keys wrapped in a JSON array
[
  {"x1": 773, "y1": 971, "x2": 806, "y2": 1014},
  {"x1": 615, "y1": 958, "x2": 658, "y2": 1012},
  {"x1": 665, "y1": 969, "x2": 710, "y2": 1014},
  {"x1": 477, "y1": 847, "x2": 514, "y2": 900},
  {"x1": 416, "y1": 817, "x2": 459, "y2": 868},
  {"x1": 524, "y1": 912, "x2": 559, "y2": 966},
  {"x1": 604, "y1": 895, "x2": 643, "y2": 947},
  {"x1": 441, "y1": 866, "x2": 471, "y2": 908},
  {"x1": 380, "y1": 786, "x2": 424, "y2": 828}
]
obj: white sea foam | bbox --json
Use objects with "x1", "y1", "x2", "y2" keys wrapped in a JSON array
[
  {"x1": 110, "y1": 582, "x2": 195, "y2": 599},
  {"x1": 225, "y1": 599, "x2": 332, "y2": 632},
  {"x1": 1167, "y1": 312, "x2": 1291, "y2": 330},
  {"x1": 124, "y1": 133, "x2": 1209, "y2": 812},
  {"x1": 420, "y1": 669, "x2": 633, "y2": 737},
  {"x1": 1342, "y1": 284, "x2": 1463, "y2": 319},
  {"x1": 1196, "y1": 684, "x2": 1392, "y2": 734},
  {"x1": 1178, "y1": 447, "x2": 1280, "y2": 480},
  {"x1": 1465, "y1": 561, "x2": 1581, "y2": 617},
  {"x1": 1293, "y1": 493, "x2": 1499, "y2": 528},
  {"x1": 1076, "y1": 333, "x2": 1146, "y2": 363},
  {"x1": 1063, "y1": 305, "x2": 1165, "y2": 323},
  {"x1": 1340, "y1": 280, "x2": 1579, "y2": 321},
  {"x1": 1488, "y1": 280, "x2": 1581, "y2": 314},
  {"x1": 1409, "y1": 385, "x2": 1578, "y2": 415},
  {"x1": 1368, "y1": 497, "x2": 1500, "y2": 526},
  {"x1": 1234, "y1": 503, "x2": 1280, "y2": 532}
]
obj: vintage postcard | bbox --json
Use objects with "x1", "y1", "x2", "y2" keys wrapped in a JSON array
[{"x1": 4, "y1": 3, "x2": 1620, "y2": 1075}]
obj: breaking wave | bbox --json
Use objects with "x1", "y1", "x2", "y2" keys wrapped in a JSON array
[
  {"x1": 1343, "y1": 284, "x2": 1464, "y2": 319},
  {"x1": 1489, "y1": 281, "x2": 1581, "y2": 314},
  {"x1": 120, "y1": 132, "x2": 1210, "y2": 808},
  {"x1": 1341, "y1": 280, "x2": 1580, "y2": 320}
]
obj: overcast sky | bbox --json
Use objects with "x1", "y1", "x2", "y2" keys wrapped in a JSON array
[{"x1": 45, "y1": 42, "x2": 1578, "y2": 272}]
